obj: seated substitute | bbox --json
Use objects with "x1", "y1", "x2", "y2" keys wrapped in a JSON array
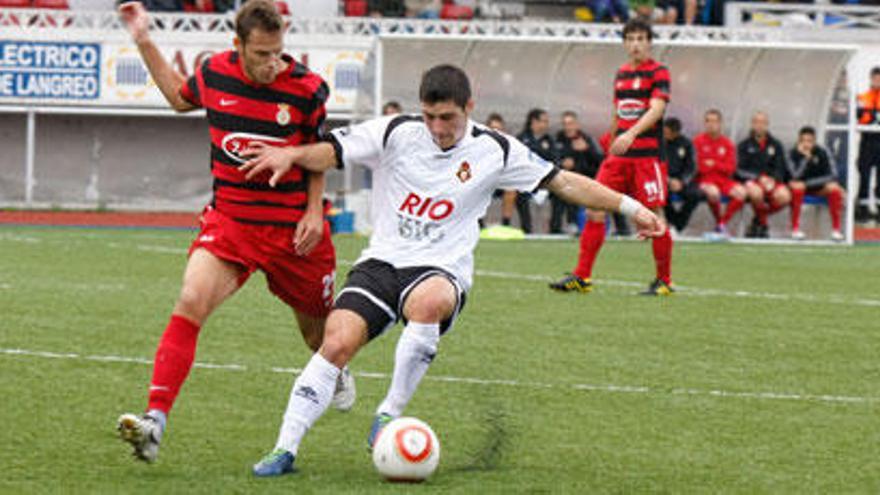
[
  {"x1": 662, "y1": 117, "x2": 702, "y2": 233},
  {"x1": 786, "y1": 126, "x2": 845, "y2": 241},
  {"x1": 238, "y1": 64, "x2": 666, "y2": 477},
  {"x1": 737, "y1": 110, "x2": 791, "y2": 238},
  {"x1": 553, "y1": 110, "x2": 604, "y2": 234},
  {"x1": 692, "y1": 109, "x2": 746, "y2": 235}
]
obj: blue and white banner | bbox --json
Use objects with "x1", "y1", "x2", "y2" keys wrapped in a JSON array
[{"x1": 0, "y1": 40, "x2": 101, "y2": 100}]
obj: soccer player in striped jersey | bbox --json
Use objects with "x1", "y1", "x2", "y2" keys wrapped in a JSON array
[
  {"x1": 238, "y1": 64, "x2": 665, "y2": 477},
  {"x1": 550, "y1": 18, "x2": 675, "y2": 296},
  {"x1": 115, "y1": 0, "x2": 355, "y2": 463}
]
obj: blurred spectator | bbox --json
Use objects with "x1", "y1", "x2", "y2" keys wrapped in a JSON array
[
  {"x1": 656, "y1": 0, "x2": 697, "y2": 24},
  {"x1": 405, "y1": 0, "x2": 440, "y2": 17},
  {"x1": 856, "y1": 66, "x2": 880, "y2": 223},
  {"x1": 486, "y1": 113, "x2": 505, "y2": 132},
  {"x1": 368, "y1": 0, "x2": 405, "y2": 16},
  {"x1": 382, "y1": 100, "x2": 403, "y2": 115},
  {"x1": 484, "y1": 113, "x2": 517, "y2": 228},
  {"x1": 700, "y1": 0, "x2": 727, "y2": 25},
  {"x1": 737, "y1": 110, "x2": 791, "y2": 238},
  {"x1": 590, "y1": 0, "x2": 629, "y2": 23},
  {"x1": 552, "y1": 111, "x2": 602, "y2": 234},
  {"x1": 629, "y1": 0, "x2": 658, "y2": 21},
  {"x1": 693, "y1": 109, "x2": 745, "y2": 235},
  {"x1": 786, "y1": 126, "x2": 845, "y2": 241},
  {"x1": 517, "y1": 108, "x2": 556, "y2": 234},
  {"x1": 662, "y1": 117, "x2": 701, "y2": 233},
  {"x1": 134, "y1": 0, "x2": 183, "y2": 12}
]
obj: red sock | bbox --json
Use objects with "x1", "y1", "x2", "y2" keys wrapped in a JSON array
[
  {"x1": 753, "y1": 201, "x2": 768, "y2": 226},
  {"x1": 828, "y1": 189, "x2": 843, "y2": 231},
  {"x1": 147, "y1": 315, "x2": 202, "y2": 414},
  {"x1": 652, "y1": 229, "x2": 673, "y2": 285},
  {"x1": 573, "y1": 220, "x2": 606, "y2": 280},
  {"x1": 720, "y1": 197, "x2": 744, "y2": 225},
  {"x1": 707, "y1": 199, "x2": 722, "y2": 222},
  {"x1": 790, "y1": 188, "x2": 805, "y2": 231}
]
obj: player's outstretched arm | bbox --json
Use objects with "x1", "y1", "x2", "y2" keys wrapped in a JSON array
[
  {"x1": 118, "y1": 2, "x2": 194, "y2": 112},
  {"x1": 239, "y1": 142, "x2": 338, "y2": 187},
  {"x1": 545, "y1": 170, "x2": 666, "y2": 238}
]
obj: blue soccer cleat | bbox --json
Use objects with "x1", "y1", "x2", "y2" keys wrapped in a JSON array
[
  {"x1": 366, "y1": 413, "x2": 394, "y2": 451},
  {"x1": 252, "y1": 448, "x2": 296, "y2": 477}
]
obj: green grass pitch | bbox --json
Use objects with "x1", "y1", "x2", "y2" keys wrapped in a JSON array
[{"x1": 1, "y1": 227, "x2": 879, "y2": 493}]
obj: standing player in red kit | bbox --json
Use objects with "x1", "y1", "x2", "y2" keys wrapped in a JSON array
[
  {"x1": 114, "y1": 0, "x2": 354, "y2": 463},
  {"x1": 551, "y1": 19, "x2": 673, "y2": 296}
]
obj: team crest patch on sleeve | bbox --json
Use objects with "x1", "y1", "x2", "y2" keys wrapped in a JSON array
[
  {"x1": 276, "y1": 103, "x2": 291, "y2": 126},
  {"x1": 456, "y1": 161, "x2": 472, "y2": 183}
]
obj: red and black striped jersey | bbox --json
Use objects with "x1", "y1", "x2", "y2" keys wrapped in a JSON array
[
  {"x1": 180, "y1": 50, "x2": 329, "y2": 226},
  {"x1": 613, "y1": 58, "x2": 670, "y2": 159}
]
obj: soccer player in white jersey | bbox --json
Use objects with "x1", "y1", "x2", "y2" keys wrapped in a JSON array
[{"x1": 239, "y1": 65, "x2": 666, "y2": 476}]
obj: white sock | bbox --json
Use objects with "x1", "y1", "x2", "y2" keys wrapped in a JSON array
[
  {"x1": 376, "y1": 321, "x2": 440, "y2": 417},
  {"x1": 274, "y1": 353, "x2": 340, "y2": 455}
]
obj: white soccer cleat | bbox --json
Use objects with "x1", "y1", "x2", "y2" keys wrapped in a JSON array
[
  {"x1": 330, "y1": 366, "x2": 356, "y2": 412},
  {"x1": 117, "y1": 413, "x2": 163, "y2": 462},
  {"x1": 791, "y1": 229, "x2": 806, "y2": 241},
  {"x1": 830, "y1": 230, "x2": 844, "y2": 242}
]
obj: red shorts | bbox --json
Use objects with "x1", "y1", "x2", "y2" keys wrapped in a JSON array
[
  {"x1": 698, "y1": 176, "x2": 741, "y2": 196},
  {"x1": 189, "y1": 207, "x2": 336, "y2": 318},
  {"x1": 595, "y1": 155, "x2": 668, "y2": 209}
]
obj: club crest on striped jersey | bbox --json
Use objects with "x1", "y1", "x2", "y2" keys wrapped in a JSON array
[
  {"x1": 276, "y1": 103, "x2": 291, "y2": 126},
  {"x1": 456, "y1": 161, "x2": 472, "y2": 183},
  {"x1": 221, "y1": 132, "x2": 287, "y2": 163},
  {"x1": 617, "y1": 98, "x2": 647, "y2": 121}
]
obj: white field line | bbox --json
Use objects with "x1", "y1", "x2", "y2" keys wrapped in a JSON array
[
  {"x1": 6, "y1": 239, "x2": 877, "y2": 308},
  {"x1": 114, "y1": 243, "x2": 880, "y2": 307},
  {"x1": 2, "y1": 347, "x2": 877, "y2": 406},
  {"x1": 44, "y1": 241, "x2": 880, "y2": 308}
]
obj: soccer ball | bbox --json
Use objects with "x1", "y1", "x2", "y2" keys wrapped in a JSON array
[{"x1": 371, "y1": 417, "x2": 440, "y2": 482}]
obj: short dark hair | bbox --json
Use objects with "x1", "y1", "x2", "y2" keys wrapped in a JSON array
[
  {"x1": 382, "y1": 101, "x2": 402, "y2": 114},
  {"x1": 622, "y1": 18, "x2": 654, "y2": 41},
  {"x1": 705, "y1": 108, "x2": 723, "y2": 120},
  {"x1": 419, "y1": 65, "x2": 471, "y2": 109},
  {"x1": 561, "y1": 110, "x2": 578, "y2": 120},
  {"x1": 799, "y1": 126, "x2": 816, "y2": 137},
  {"x1": 235, "y1": 0, "x2": 283, "y2": 44},
  {"x1": 664, "y1": 117, "x2": 681, "y2": 133},
  {"x1": 486, "y1": 112, "x2": 505, "y2": 125},
  {"x1": 871, "y1": 66, "x2": 880, "y2": 77}
]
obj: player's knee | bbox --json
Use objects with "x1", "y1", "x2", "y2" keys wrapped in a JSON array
[
  {"x1": 174, "y1": 285, "x2": 212, "y2": 322},
  {"x1": 319, "y1": 311, "x2": 365, "y2": 367},
  {"x1": 320, "y1": 325, "x2": 357, "y2": 367},
  {"x1": 406, "y1": 292, "x2": 455, "y2": 323},
  {"x1": 730, "y1": 186, "x2": 745, "y2": 200}
]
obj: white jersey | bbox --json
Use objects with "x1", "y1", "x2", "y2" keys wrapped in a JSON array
[{"x1": 329, "y1": 115, "x2": 557, "y2": 290}]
